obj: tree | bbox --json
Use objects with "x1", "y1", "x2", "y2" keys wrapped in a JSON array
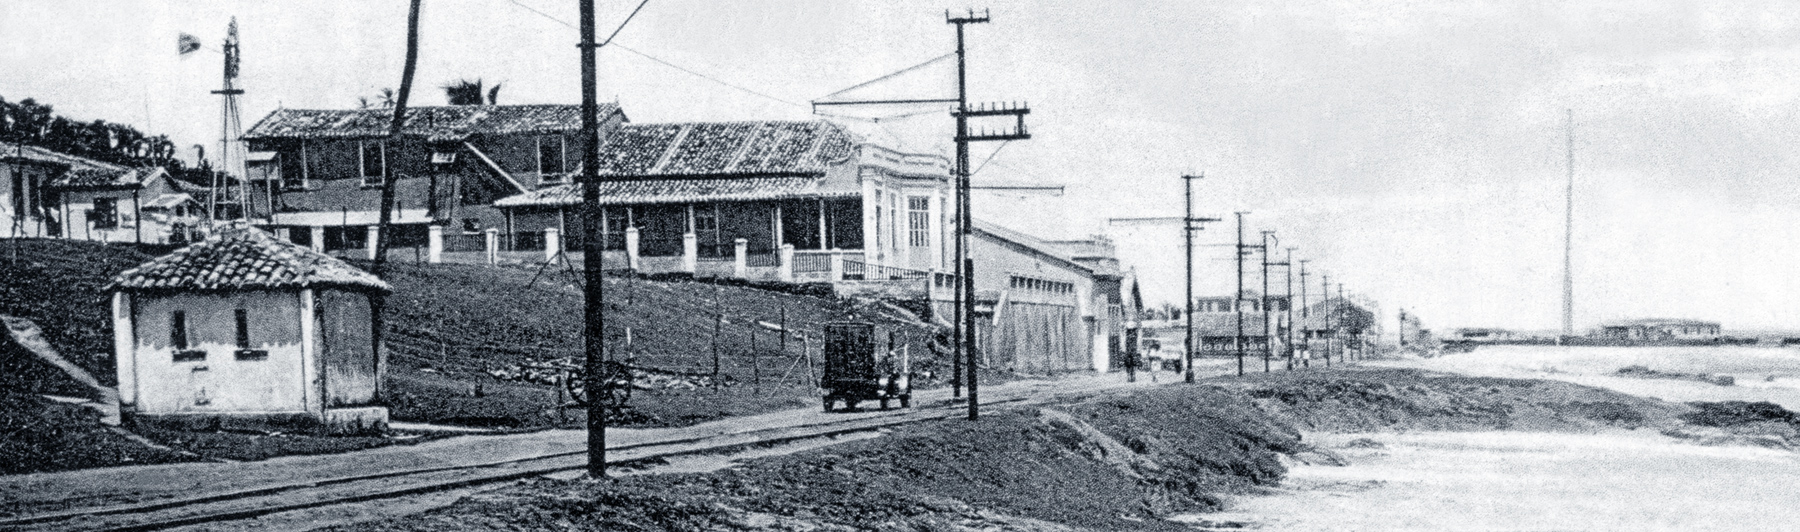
[{"x1": 442, "y1": 78, "x2": 499, "y2": 105}]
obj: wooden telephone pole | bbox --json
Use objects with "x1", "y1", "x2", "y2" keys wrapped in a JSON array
[
  {"x1": 1108, "y1": 176, "x2": 1216, "y2": 384},
  {"x1": 949, "y1": 9, "x2": 1029, "y2": 421}
]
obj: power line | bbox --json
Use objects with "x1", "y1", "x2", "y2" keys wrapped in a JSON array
[
  {"x1": 497, "y1": 0, "x2": 807, "y2": 109},
  {"x1": 970, "y1": 139, "x2": 1009, "y2": 176},
  {"x1": 609, "y1": 44, "x2": 809, "y2": 109}
]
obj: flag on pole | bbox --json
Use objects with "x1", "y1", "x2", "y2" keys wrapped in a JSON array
[{"x1": 177, "y1": 33, "x2": 201, "y2": 55}]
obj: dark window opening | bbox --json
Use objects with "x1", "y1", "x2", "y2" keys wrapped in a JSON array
[
  {"x1": 538, "y1": 136, "x2": 567, "y2": 181},
  {"x1": 234, "y1": 309, "x2": 250, "y2": 348},
  {"x1": 89, "y1": 197, "x2": 119, "y2": 229},
  {"x1": 463, "y1": 218, "x2": 481, "y2": 233},
  {"x1": 360, "y1": 141, "x2": 386, "y2": 186},
  {"x1": 171, "y1": 311, "x2": 189, "y2": 349},
  {"x1": 171, "y1": 310, "x2": 204, "y2": 361}
]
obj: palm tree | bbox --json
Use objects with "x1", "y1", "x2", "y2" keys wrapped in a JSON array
[{"x1": 442, "y1": 78, "x2": 499, "y2": 105}]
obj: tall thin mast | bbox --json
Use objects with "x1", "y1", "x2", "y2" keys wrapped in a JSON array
[
  {"x1": 1562, "y1": 109, "x2": 1574, "y2": 336},
  {"x1": 209, "y1": 18, "x2": 247, "y2": 222}
]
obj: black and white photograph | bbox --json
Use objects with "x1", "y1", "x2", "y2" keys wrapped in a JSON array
[{"x1": 4, "y1": 1, "x2": 1800, "y2": 530}]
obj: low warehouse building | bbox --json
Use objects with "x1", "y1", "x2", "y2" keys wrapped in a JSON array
[{"x1": 107, "y1": 223, "x2": 391, "y2": 433}]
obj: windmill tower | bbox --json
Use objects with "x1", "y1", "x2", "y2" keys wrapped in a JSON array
[{"x1": 208, "y1": 18, "x2": 249, "y2": 223}]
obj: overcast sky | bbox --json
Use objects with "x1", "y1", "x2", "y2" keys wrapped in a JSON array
[{"x1": 7, "y1": 1, "x2": 1800, "y2": 332}]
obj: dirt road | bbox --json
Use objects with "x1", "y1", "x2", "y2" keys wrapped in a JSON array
[{"x1": 0, "y1": 362, "x2": 1230, "y2": 522}]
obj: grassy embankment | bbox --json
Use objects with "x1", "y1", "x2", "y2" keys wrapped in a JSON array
[{"x1": 0, "y1": 239, "x2": 946, "y2": 471}]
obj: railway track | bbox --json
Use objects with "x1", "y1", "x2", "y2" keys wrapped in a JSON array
[{"x1": 2, "y1": 393, "x2": 1054, "y2": 532}]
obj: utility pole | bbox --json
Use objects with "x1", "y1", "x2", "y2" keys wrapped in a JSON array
[
  {"x1": 1297, "y1": 258, "x2": 1309, "y2": 368},
  {"x1": 1562, "y1": 108, "x2": 1575, "y2": 338},
  {"x1": 1282, "y1": 247, "x2": 1294, "y2": 370},
  {"x1": 1321, "y1": 272, "x2": 1332, "y2": 366},
  {"x1": 1338, "y1": 283, "x2": 1348, "y2": 361},
  {"x1": 1232, "y1": 212, "x2": 1254, "y2": 376},
  {"x1": 1259, "y1": 230, "x2": 1276, "y2": 373},
  {"x1": 1180, "y1": 175, "x2": 1216, "y2": 383},
  {"x1": 578, "y1": 0, "x2": 607, "y2": 477},
  {"x1": 1108, "y1": 177, "x2": 1216, "y2": 384},
  {"x1": 948, "y1": 9, "x2": 1028, "y2": 421}
]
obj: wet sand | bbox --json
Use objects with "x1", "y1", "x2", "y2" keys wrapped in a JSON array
[
  {"x1": 1196, "y1": 430, "x2": 1800, "y2": 531},
  {"x1": 1197, "y1": 346, "x2": 1800, "y2": 531}
]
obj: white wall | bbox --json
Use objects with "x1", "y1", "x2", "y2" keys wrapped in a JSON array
[{"x1": 125, "y1": 291, "x2": 310, "y2": 416}]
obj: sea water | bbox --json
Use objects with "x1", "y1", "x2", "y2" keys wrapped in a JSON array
[{"x1": 1376, "y1": 345, "x2": 1800, "y2": 410}]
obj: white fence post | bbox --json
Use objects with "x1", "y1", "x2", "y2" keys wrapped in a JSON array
[
  {"x1": 365, "y1": 226, "x2": 380, "y2": 260},
  {"x1": 828, "y1": 249, "x2": 843, "y2": 282},
  {"x1": 778, "y1": 244, "x2": 795, "y2": 283},
  {"x1": 624, "y1": 227, "x2": 640, "y2": 271},
  {"x1": 544, "y1": 227, "x2": 560, "y2": 262},
  {"x1": 427, "y1": 225, "x2": 443, "y2": 264},
  {"x1": 483, "y1": 228, "x2": 499, "y2": 265},
  {"x1": 682, "y1": 232, "x2": 698, "y2": 273},
  {"x1": 309, "y1": 226, "x2": 325, "y2": 253},
  {"x1": 733, "y1": 238, "x2": 748, "y2": 278}
]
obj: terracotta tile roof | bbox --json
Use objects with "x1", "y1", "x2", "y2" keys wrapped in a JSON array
[
  {"x1": 0, "y1": 141, "x2": 134, "y2": 180},
  {"x1": 242, "y1": 104, "x2": 622, "y2": 143},
  {"x1": 50, "y1": 166, "x2": 170, "y2": 190},
  {"x1": 109, "y1": 223, "x2": 389, "y2": 293},
  {"x1": 494, "y1": 177, "x2": 854, "y2": 208},
  {"x1": 591, "y1": 120, "x2": 856, "y2": 178}
]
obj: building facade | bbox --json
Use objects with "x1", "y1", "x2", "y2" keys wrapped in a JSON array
[
  {"x1": 108, "y1": 224, "x2": 392, "y2": 434},
  {"x1": 240, "y1": 103, "x2": 627, "y2": 253},
  {"x1": 493, "y1": 120, "x2": 951, "y2": 279}
]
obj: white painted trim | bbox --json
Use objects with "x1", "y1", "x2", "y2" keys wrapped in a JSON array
[
  {"x1": 298, "y1": 289, "x2": 318, "y2": 415},
  {"x1": 111, "y1": 292, "x2": 137, "y2": 406}
]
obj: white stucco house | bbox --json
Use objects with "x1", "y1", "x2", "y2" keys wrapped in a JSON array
[{"x1": 106, "y1": 223, "x2": 391, "y2": 434}]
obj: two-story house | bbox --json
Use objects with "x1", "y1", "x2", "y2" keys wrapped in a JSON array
[
  {"x1": 240, "y1": 103, "x2": 627, "y2": 253},
  {"x1": 492, "y1": 119, "x2": 952, "y2": 277}
]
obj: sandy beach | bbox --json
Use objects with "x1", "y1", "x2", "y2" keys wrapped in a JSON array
[{"x1": 1195, "y1": 345, "x2": 1800, "y2": 531}]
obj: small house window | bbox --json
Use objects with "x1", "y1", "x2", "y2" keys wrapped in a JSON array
[
  {"x1": 907, "y1": 196, "x2": 930, "y2": 247},
  {"x1": 171, "y1": 310, "x2": 204, "y2": 362},
  {"x1": 234, "y1": 308, "x2": 267, "y2": 360},
  {"x1": 537, "y1": 136, "x2": 567, "y2": 183},
  {"x1": 462, "y1": 218, "x2": 481, "y2": 233},
  {"x1": 89, "y1": 197, "x2": 119, "y2": 229},
  {"x1": 359, "y1": 141, "x2": 386, "y2": 186}
]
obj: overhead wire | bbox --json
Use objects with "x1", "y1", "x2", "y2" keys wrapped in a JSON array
[{"x1": 498, "y1": 0, "x2": 809, "y2": 110}]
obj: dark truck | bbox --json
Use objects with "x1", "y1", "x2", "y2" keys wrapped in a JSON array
[{"x1": 821, "y1": 322, "x2": 911, "y2": 411}]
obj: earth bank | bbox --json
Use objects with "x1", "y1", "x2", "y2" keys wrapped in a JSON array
[{"x1": 327, "y1": 367, "x2": 1757, "y2": 532}]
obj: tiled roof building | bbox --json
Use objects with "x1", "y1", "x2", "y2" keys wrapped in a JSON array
[
  {"x1": 244, "y1": 104, "x2": 619, "y2": 143},
  {"x1": 110, "y1": 223, "x2": 388, "y2": 293}
]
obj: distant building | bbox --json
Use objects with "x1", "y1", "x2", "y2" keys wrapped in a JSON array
[
  {"x1": 1598, "y1": 319, "x2": 1721, "y2": 342},
  {"x1": 964, "y1": 220, "x2": 1099, "y2": 373},
  {"x1": 242, "y1": 103, "x2": 628, "y2": 254},
  {"x1": 3, "y1": 141, "x2": 202, "y2": 243},
  {"x1": 1450, "y1": 327, "x2": 1517, "y2": 343},
  {"x1": 493, "y1": 120, "x2": 950, "y2": 277},
  {"x1": 107, "y1": 224, "x2": 392, "y2": 434}
]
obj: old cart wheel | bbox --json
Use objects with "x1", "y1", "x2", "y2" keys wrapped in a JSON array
[{"x1": 564, "y1": 361, "x2": 634, "y2": 418}]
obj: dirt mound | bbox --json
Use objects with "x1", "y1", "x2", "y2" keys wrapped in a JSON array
[
  {"x1": 1682, "y1": 401, "x2": 1797, "y2": 427},
  {"x1": 330, "y1": 386, "x2": 1308, "y2": 532},
  {"x1": 1217, "y1": 368, "x2": 1686, "y2": 433}
]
